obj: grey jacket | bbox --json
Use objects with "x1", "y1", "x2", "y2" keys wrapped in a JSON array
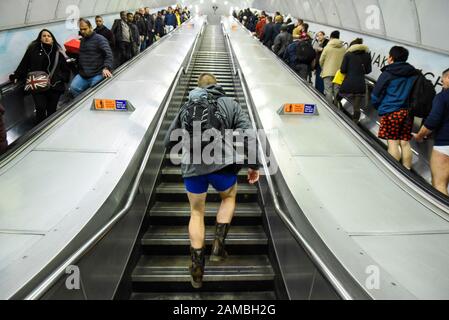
[
  {"x1": 164, "y1": 85, "x2": 260, "y2": 178},
  {"x1": 272, "y1": 32, "x2": 292, "y2": 57}
]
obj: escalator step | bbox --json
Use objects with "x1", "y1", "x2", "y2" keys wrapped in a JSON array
[
  {"x1": 132, "y1": 255, "x2": 275, "y2": 283},
  {"x1": 142, "y1": 225, "x2": 267, "y2": 246},
  {"x1": 156, "y1": 182, "x2": 257, "y2": 195},
  {"x1": 150, "y1": 202, "x2": 262, "y2": 217},
  {"x1": 131, "y1": 291, "x2": 277, "y2": 300}
]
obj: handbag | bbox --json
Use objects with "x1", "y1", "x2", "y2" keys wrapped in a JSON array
[
  {"x1": 333, "y1": 69, "x2": 345, "y2": 85},
  {"x1": 25, "y1": 49, "x2": 60, "y2": 93}
]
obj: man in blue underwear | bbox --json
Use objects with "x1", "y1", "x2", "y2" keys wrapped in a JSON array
[{"x1": 164, "y1": 73, "x2": 261, "y2": 289}]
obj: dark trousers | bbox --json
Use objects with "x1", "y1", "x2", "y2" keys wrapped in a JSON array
[
  {"x1": 295, "y1": 64, "x2": 310, "y2": 81},
  {"x1": 116, "y1": 41, "x2": 132, "y2": 66},
  {"x1": 315, "y1": 64, "x2": 325, "y2": 94},
  {"x1": 32, "y1": 90, "x2": 62, "y2": 123},
  {"x1": 147, "y1": 33, "x2": 154, "y2": 47}
]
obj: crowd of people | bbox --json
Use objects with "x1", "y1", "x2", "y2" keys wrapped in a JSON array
[
  {"x1": 235, "y1": 8, "x2": 449, "y2": 195},
  {"x1": 5, "y1": 5, "x2": 190, "y2": 124}
]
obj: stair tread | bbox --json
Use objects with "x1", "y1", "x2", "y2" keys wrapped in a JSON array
[
  {"x1": 156, "y1": 182, "x2": 258, "y2": 194},
  {"x1": 132, "y1": 255, "x2": 275, "y2": 282},
  {"x1": 142, "y1": 225, "x2": 267, "y2": 245},
  {"x1": 131, "y1": 291, "x2": 277, "y2": 300},
  {"x1": 150, "y1": 202, "x2": 262, "y2": 217},
  {"x1": 162, "y1": 166, "x2": 250, "y2": 177}
]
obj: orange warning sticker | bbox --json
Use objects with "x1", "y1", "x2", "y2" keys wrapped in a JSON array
[
  {"x1": 231, "y1": 24, "x2": 238, "y2": 31},
  {"x1": 94, "y1": 99, "x2": 117, "y2": 111},
  {"x1": 281, "y1": 103, "x2": 317, "y2": 115},
  {"x1": 284, "y1": 104, "x2": 305, "y2": 114}
]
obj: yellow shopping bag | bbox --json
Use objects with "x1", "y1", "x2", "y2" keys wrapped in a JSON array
[{"x1": 333, "y1": 69, "x2": 346, "y2": 85}]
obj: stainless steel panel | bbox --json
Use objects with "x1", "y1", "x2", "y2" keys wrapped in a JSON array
[
  {"x1": 354, "y1": 234, "x2": 449, "y2": 299},
  {"x1": 0, "y1": 151, "x2": 115, "y2": 232},
  {"x1": 0, "y1": 233, "x2": 43, "y2": 272},
  {"x1": 118, "y1": 56, "x2": 181, "y2": 83},
  {"x1": 36, "y1": 81, "x2": 168, "y2": 152},
  {"x1": 249, "y1": 84, "x2": 364, "y2": 156},
  {"x1": 294, "y1": 156, "x2": 449, "y2": 233}
]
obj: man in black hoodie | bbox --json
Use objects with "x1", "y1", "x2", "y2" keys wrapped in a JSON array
[{"x1": 94, "y1": 16, "x2": 114, "y2": 49}]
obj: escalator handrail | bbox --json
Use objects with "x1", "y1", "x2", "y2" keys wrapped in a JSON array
[
  {"x1": 220, "y1": 22, "x2": 237, "y2": 76},
  {"x1": 24, "y1": 19, "x2": 206, "y2": 300},
  {"x1": 0, "y1": 18, "x2": 195, "y2": 167},
  {"x1": 231, "y1": 18, "x2": 449, "y2": 217}
]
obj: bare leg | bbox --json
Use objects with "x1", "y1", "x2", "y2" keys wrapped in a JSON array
[
  {"x1": 431, "y1": 150, "x2": 449, "y2": 196},
  {"x1": 188, "y1": 192, "x2": 207, "y2": 249},
  {"x1": 387, "y1": 140, "x2": 401, "y2": 162},
  {"x1": 217, "y1": 184, "x2": 238, "y2": 224},
  {"x1": 400, "y1": 140, "x2": 413, "y2": 170}
]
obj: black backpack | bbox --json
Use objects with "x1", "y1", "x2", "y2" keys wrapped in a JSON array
[
  {"x1": 297, "y1": 40, "x2": 316, "y2": 65},
  {"x1": 408, "y1": 71, "x2": 436, "y2": 119},
  {"x1": 182, "y1": 94, "x2": 225, "y2": 151}
]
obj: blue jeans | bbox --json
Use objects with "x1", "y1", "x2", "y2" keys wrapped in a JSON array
[{"x1": 69, "y1": 74, "x2": 104, "y2": 97}]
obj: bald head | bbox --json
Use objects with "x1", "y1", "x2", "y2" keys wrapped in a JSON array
[{"x1": 198, "y1": 73, "x2": 217, "y2": 88}]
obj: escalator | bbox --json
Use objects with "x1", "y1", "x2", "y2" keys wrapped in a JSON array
[{"x1": 130, "y1": 22, "x2": 277, "y2": 300}]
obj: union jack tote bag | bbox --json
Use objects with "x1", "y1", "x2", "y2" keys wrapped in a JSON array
[
  {"x1": 25, "y1": 71, "x2": 51, "y2": 93},
  {"x1": 25, "y1": 50, "x2": 60, "y2": 93}
]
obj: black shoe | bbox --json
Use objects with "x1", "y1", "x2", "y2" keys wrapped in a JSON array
[
  {"x1": 190, "y1": 247, "x2": 205, "y2": 289},
  {"x1": 210, "y1": 223, "x2": 230, "y2": 262}
]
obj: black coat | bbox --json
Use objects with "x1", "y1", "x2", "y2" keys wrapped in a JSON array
[
  {"x1": 340, "y1": 44, "x2": 372, "y2": 95},
  {"x1": 94, "y1": 26, "x2": 114, "y2": 48},
  {"x1": 13, "y1": 42, "x2": 70, "y2": 92},
  {"x1": 155, "y1": 17, "x2": 165, "y2": 36},
  {"x1": 145, "y1": 14, "x2": 155, "y2": 34},
  {"x1": 262, "y1": 23, "x2": 275, "y2": 47},
  {"x1": 272, "y1": 23, "x2": 282, "y2": 42}
]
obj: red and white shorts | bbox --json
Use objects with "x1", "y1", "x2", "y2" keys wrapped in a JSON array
[{"x1": 378, "y1": 109, "x2": 413, "y2": 141}]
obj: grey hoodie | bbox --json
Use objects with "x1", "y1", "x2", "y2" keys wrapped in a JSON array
[{"x1": 164, "y1": 85, "x2": 260, "y2": 178}]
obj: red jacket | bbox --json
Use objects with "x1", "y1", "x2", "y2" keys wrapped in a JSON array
[
  {"x1": 0, "y1": 103, "x2": 7, "y2": 154},
  {"x1": 256, "y1": 18, "x2": 266, "y2": 39}
]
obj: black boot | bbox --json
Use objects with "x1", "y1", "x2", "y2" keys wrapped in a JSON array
[
  {"x1": 190, "y1": 246, "x2": 205, "y2": 289},
  {"x1": 210, "y1": 223, "x2": 230, "y2": 262}
]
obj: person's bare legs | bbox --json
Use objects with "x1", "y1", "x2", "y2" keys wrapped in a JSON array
[
  {"x1": 431, "y1": 150, "x2": 449, "y2": 196},
  {"x1": 387, "y1": 140, "x2": 401, "y2": 161},
  {"x1": 187, "y1": 192, "x2": 207, "y2": 289},
  {"x1": 217, "y1": 184, "x2": 238, "y2": 224},
  {"x1": 188, "y1": 192, "x2": 207, "y2": 249},
  {"x1": 211, "y1": 184, "x2": 238, "y2": 262},
  {"x1": 400, "y1": 140, "x2": 413, "y2": 170}
]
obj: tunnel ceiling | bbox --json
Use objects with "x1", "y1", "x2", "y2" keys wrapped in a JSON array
[
  {"x1": 0, "y1": 0, "x2": 448, "y2": 55},
  {"x1": 0, "y1": 0, "x2": 176, "y2": 30}
]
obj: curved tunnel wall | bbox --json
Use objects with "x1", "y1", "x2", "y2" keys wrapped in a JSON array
[
  {"x1": 0, "y1": 0, "x2": 177, "y2": 31},
  {"x1": 182, "y1": 0, "x2": 449, "y2": 56},
  {"x1": 249, "y1": 0, "x2": 449, "y2": 55}
]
